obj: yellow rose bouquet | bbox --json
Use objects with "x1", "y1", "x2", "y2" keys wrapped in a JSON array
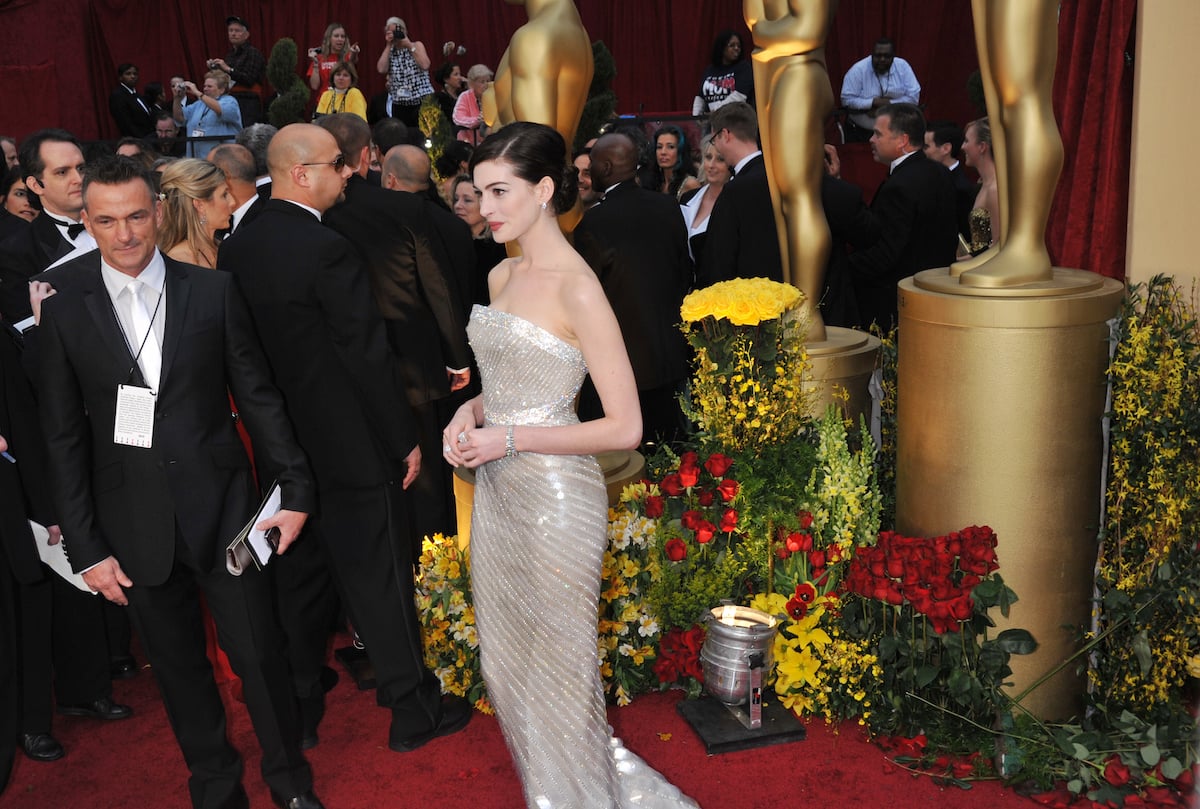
[{"x1": 679, "y1": 277, "x2": 813, "y2": 452}]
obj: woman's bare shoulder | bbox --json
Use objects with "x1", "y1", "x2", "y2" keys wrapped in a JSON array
[
  {"x1": 557, "y1": 259, "x2": 608, "y2": 317},
  {"x1": 165, "y1": 242, "x2": 197, "y2": 265}
]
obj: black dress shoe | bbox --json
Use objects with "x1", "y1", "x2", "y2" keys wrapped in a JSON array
[
  {"x1": 110, "y1": 655, "x2": 138, "y2": 680},
  {"x1": 57, "y1": 696, "x2": 133, "y2": 720},
  {"x1": 21, "y1": 733, "x2": 65, "y2": 762},
  {"x1": 388, "y1": 695, "x2": 472, "y2": 752},
  {"x1": 269, "y1": 789, "x2": 325, "y2": 809}
]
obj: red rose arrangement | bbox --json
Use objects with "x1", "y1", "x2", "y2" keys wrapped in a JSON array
[
  {"x1": 843, "y1": 525, "x2": 1000, "y2": 634},
  {"x1": 771, "y1": 508, "x2": 852, "y2": 608},
  {"x1": 652, "y1": 626, "x2": 706, "y2": 697},
  {"x1": 635, "y1": 451, "x2": 740, "y2": 568},
  {"x1": 629, "y1": 451, "x2": 750, "y2": 660}
]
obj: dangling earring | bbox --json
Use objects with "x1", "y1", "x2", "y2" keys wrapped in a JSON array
[{"x1": 200, "y1": 215, "x2": 207, "y2": 226}]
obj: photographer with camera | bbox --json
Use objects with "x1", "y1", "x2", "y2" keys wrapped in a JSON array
[
  {"x1": 308, "y1": 22, "x2": 360, "y2": 91},
  {"x1": 206, "y1": 15, "x2": 265, "y2": 126},
  {"x1": 375, "y1": 16, "x2": 433, "y2": 129},
  {"x1": 172, "y1": 72, "x2": 242, "y2": 159}
]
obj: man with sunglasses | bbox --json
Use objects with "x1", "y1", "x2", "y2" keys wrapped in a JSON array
[{"x1": 219, "y1": 124, "x2": 470, "y2": 757}]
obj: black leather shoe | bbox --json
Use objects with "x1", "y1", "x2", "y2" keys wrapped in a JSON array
[
  {"x1": 21, "y1": 733, "x2": 65, "y2": 762},
  {"x1": 269, "y1": 789, "x2": 325, "y2": 809},
  {"x1": 110, "y1": 655, "x2": 138, "y2": 680},
  {"x1": 388, "y1": 695, "x2": 472, "y2": 752},
  {"x1": 57, "y1": 696, "x2": 133, "y2": 720}
]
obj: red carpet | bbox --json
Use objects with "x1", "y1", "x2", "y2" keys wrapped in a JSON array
[{"x1": 3, "y1": 654, "x2": 1040, "y2": 809}]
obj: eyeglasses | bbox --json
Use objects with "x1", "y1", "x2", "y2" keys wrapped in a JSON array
[{"x1": 299, "y1": 154, "x2": 346, "y2": 171}]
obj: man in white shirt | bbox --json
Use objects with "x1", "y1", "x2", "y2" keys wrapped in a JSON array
[
  {"x1": 840, "y1": 38, "x2": 921, "y2": 141},
  {"x1": 0, "y1": 129, "x2": 96, "y2": 329},
  {"x1": 37, "y1": 154, "x2": 323, "y2": 809}
]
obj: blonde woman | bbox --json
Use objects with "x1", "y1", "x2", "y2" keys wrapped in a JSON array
[
  {"x1": 679, "y1": 132, "x2": 732, "y2": 264},
  {"x1": 960, "y1": 117, "x2": 999, "y2": 257},
  {"x1": 156, "y1": 158, "x2": 234, "y2": 269},
  {"x1": 314, "y1": 63, "x2": 367, "y2": 121},
  {"x1": 307, "y1": 21, "x2": 360, "y2": 91}
]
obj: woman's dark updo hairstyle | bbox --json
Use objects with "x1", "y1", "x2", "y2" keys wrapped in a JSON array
[
  {"x1": 710, "y1": 30, "x2": 742, "y2": 67},
  {"x1": 469, "y1": 121, "x2": 578, "y2": 216}
]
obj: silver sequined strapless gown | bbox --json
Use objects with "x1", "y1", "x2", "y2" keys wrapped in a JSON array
[{"x1": 468, "y1": 306, "x2": 699, "y2": 809}]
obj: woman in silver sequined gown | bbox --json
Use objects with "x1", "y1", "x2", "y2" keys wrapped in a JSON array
[{"x1": 442, "y1": 123, "x2": 700, "y2": 809}]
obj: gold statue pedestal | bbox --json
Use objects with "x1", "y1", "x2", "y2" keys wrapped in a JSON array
[
  {"x1": 452, "y1": 450, "x2": 645, "y2": 549},
  {"x1": 804, "y1": 326, "x2": 881, "y2": 427},
  {"x1": 896, "y1": 267, "x2": 1123, "y2": 719}
]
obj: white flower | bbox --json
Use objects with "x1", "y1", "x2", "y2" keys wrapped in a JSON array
[{"x1": 637, "y1": 615, "x2": 659, "y2": 637}]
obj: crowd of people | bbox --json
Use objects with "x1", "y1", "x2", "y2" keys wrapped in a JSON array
[{"x1": 0, "y1": 15, "x2": 995, "y2": 809}]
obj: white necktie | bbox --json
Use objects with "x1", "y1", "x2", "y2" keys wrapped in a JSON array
[{"x1": 128, "y1": 280, "x2": 162, "y2": 391}]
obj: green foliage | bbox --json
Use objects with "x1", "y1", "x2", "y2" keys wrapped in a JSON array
[
  {"x1": 966, "y1": 69, "x2": 986, "y2": 117},
  {"x1": 839, "y1": 529, "x2": 1031, "y2": 742},
  {"x1": 420, "y1": 97, "x2": 454, "y2": 180},
  {"x1": 575, "y1": 40, "x2": 617, "y2": 153},
  {"x1": 869, "y1": 325, "x2": 898, "y2": 529},
  {"x1": 1095, "y1": 275, "x2": 1200, "y2": 722},
  {"x1": 266, "y1": 38, "x2": 310, "y2": 128}
]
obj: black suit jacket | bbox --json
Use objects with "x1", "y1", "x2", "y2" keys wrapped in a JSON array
[
  {"x1": 219, "y1": 199, "x2": 419, "y2": 492},
  {"x1": 423, "y1": 198, "x2": 476, "y2": 322},
  {"x1": 36, "y1": 252, "x2": 314, "y2": 585},
  {"x1": 820, "y1": 174, "x2": 880, "y2": 330},
  {"x1": 848, "y1": 150, "x2": 958, "y2": 331},
  {"x1": 573, "y1": 180, "x2": 692, "y2": 390},
  {"x1": 0, "y1": 329, "x2": 53, "y2": 586},
  {"x1": 697, "y1": 154, "x2": 783, "y2": 288},
  {"x1": 323, "y1": 175, "x2": 470, "y2": 406},
  {"x1": 108, "y1": 85, "x2": 154, "y2": 138},
  {"x1": 0, "y1": 215, "x2": 75, "y2": 324}
]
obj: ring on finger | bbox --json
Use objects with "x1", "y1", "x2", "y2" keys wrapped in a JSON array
[{"x1": 457, "y1": 431, "x2": 468, "y2": 444}]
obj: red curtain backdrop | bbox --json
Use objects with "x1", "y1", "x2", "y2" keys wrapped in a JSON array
[
  {"x1": 0, "y1": 1, "x2": 977, "y2": 140},
  {"x1": 0, "y1": 0, "x2": 1131, "y2": 280},
  {"x1": 1048, "y1": 0, "x2": 1137, "y2": 281}
]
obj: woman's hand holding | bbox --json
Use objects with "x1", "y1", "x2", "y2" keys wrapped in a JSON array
[{"x1": 446, "y1": 426, "x2": 506, "y2": 469}]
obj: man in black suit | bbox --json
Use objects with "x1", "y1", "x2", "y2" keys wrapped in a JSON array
[
  {"x1": 849, "y1": 103, "x2": 958, "y2": 332},
  {"x1": 219, "y1": 124, "x2": 471, "y2": 754},
  {"x1": 1, "y1": 127, "x2": 139, "y2": 689},
  {"x1": 820, "y1": 170, "x2": 880, "y2": 330},
  {"x1": 234, "y1": 123, "x2": 277, "y2": 203},
  {"x1": 108, "y1": 63, "x2": 154, "y2": 138},
  {"x1": 0, "y1": 129, "x2": 95, "y2": 328},
  {"x1": 37, "y1": 156, "x2": 323, "y2": 809},
  {"x1": 697, "y1": 101, "x2": 783, "y2": 288},
  {"x1": 382, "y1": 144, "x2": 476, "y2": 325},
  {"x1": 0, "y1": 327, "x2": 131, "y2": 766},
  {"x1": 208, "y1": 144, "x2": 266, "y2": 237},
  {"x1": 924, "y1": 119, "x2": 975, "y2": 241},
  {"x1": 318, "y1": 114, "x2": 471, "y2": 542},
  {"x1": 574, "y1": 131, "x2": 693, "y2": 445}
]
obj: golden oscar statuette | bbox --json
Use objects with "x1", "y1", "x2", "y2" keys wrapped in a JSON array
[{"x1": 897, "y1": 0, "x2": 1124, "y2": 719}]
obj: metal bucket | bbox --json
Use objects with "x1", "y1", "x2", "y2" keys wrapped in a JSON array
[{"x1": 700, "y1": 605, "x2": 780, "y2": 705}]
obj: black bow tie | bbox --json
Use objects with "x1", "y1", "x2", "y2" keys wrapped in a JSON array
[{"x1": 48, "y1": 217, "x2": 87, "y2": 240}]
